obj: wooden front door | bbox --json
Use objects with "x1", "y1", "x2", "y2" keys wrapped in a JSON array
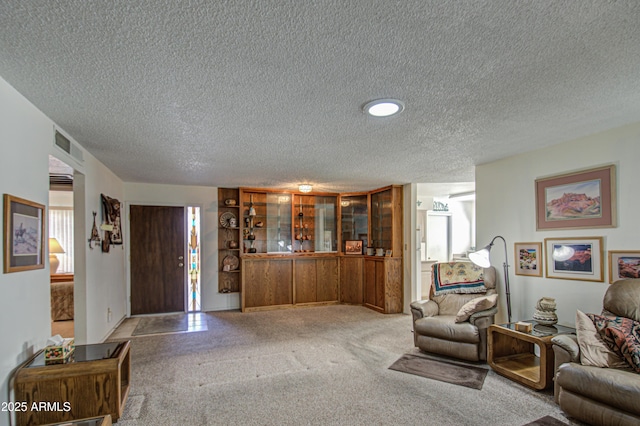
[{"x1": 130, "y1": 205, "x2": 185, "y2": 315}]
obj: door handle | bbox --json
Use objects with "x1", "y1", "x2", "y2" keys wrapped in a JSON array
[
  {"x1": 178, "y1": 263, "x2": 184, "y2": 267},
  {"x1": 178, "y1": 256, "x2": 184, "y2": 260}
]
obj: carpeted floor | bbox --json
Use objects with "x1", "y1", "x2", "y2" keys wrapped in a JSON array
[{"x1": 108, "y1": 305, "x2": 581, "y2": 426}]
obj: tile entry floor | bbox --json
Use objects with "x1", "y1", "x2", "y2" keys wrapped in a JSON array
[{"x1": 109, "y1": 312, "x2": 209, "y2": 339}]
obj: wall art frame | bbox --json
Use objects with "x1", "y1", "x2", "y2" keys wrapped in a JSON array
[
  {"x1": 514, "y1": 242, "x2": 543, "y2": 277},
  {"x1": 344, "y1": 240, "x2": 362, "y2": 255},
  {"x1": 544, "y1": 236, "x2": 604, "y2": 282},
  {"x1": 535, "y1": 164, "x2": 616, "y2": 230},
  {"x1": 3, "y1": 194, "x2": 45, "y2": 273},
  {"x1": 608, "y1": 250, "x2": 640, "y2": 284}
]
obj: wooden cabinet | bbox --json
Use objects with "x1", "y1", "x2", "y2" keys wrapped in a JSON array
[
  {"x1": 218, "y1": 188, "x2": 241, "y2": 293},
  {"x1": 340, "y1": 256, "x2": 363, "y2": 304},
  {"x1": 14, "y1": 341, "x2": 130, "y2": 425},
  {"x1": 238, "y1": 185, "x2": 402, "y2": 313},
  {"x1": 241, "y1": 254, "x2": 339, "y2": 311},
  {"x1": 363, "y1": 257, "x2": 402, "y2": 313},
  {"x1": 242, "y1": 257, "x2": 293, "y2": 309},
  {"x1": 294, "y1": 257, "x2": 338, "y2": 303}
]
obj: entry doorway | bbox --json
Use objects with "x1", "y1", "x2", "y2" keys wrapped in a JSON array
[{"x1": 130, "y1": 205, "x2": 186, "y2": 315}]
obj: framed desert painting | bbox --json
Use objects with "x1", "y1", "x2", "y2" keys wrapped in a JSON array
[
  {"x1": 4, "y1": 194, "x2": 45, "y2": 273},
  {"x1": 535, "y1": 165, "x2": 616, "y2": 230},
  {"x1": 514, "y1": 242, "x2": 542, "y2": 277},
  {"x1": 544, "y1": 237, "x2": 603, "y2": 282},
  {"x1": 608, "y1": 250, "x2": 640, "y2": 283}
]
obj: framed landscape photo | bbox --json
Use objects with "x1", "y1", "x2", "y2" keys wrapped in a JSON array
[
  {"x1": 514, "y1": 242, "x2": 542, "y2": 277},
  {"x1": 344, "y1": 240, "x2": 362, "y2": 255},
  {"x1": 535, "y1": 165, "x2": 616, "y2": 230},
  {"x1": 3, "y1": 194, "x2": 45, "y2": 273},
  {"x1": 544, "y1": 237, "x2": 604, "y2": 282},
  {"x1": 608, "y1": 250, "x2": 640, "y2": 283}
]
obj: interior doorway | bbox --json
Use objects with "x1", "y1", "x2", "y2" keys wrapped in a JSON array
[
  {"x1": 130, "y1": 205, "x2": 186, "y2": 315},
  {"x1": 48, "y1": 155, "x2": 75, "y2": 338}
]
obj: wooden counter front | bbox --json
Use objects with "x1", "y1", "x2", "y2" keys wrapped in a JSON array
[{"x1": 241, "y1": 253, "x2": 339, "y2": 312}]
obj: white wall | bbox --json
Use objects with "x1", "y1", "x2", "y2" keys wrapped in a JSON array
[
  {"x1": 476, "y1": 121, "x2": 640, "y2": 326},
  {"x1": 123, "y1": 183, "x2": 240, "y2": 312},
  {"x1": 0, "y1": 77, "x2": 125, "y2": 426}
]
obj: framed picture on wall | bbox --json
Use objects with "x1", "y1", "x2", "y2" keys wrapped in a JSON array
[
  {"x1": 544, "y1": 237, "x2": 604, "y2": 282},
  {"x1": 535, "y1": 165, "x2": 616, "y2": 230},
  {"x1": 514, "y1": 242, "x2": 542, "y2": 277},
  {"x1": 3, "y1": 194, "x2": 45, "y2": 273},
  {"x1": 608, "y1": 250, "x2": 640, "y2": 283}
]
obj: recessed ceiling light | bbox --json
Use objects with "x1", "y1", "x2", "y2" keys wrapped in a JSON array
[
  {"x1": 363, "y1": 99, "x2": 404, "y2": 117},
  {"x1": 299, "y1": 184, "x2": 312, "y2": 193}
]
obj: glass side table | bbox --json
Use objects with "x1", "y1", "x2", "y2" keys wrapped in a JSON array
[
  {"x1": 14, "y1": 341, "x2": 130, "y2": 425},
  {"x1": 488, "y1": 320, "x2": 576, "y2": 390}
]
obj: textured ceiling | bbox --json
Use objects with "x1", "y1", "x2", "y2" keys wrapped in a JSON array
[{"x1": 2, "y1": 1, "x2": 640, "y2": 192}]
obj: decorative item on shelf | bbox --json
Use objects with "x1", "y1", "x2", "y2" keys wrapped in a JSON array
[
  {"x1": 255, "y1": 221, "x2": 264, "y2": 228},
  {"x1": 376, "y1": 247, "x2": 384, "y2": 256},
  {"x1": 224, "y1": 198, "x2": 237, "y2": 206},
  {"x1": 219, "y1": 211, "x2": 236, "y2": 228},
  {"x1": 248, "y1": 194, "x2": 256, "y2": 217},
  {"x1": 385, "y1": 249, "x2": 393, "y2": 257},
  {"x1": 49, "y1": 238, "x2": 65, "y2": 274},
  {"x1": 228, "y1": 240, "x2": 238, "y2": 249},
  {"x1": 366, "y1": 247, "x2": 375, "y2": 256},
  {"x1": 247, "y1": 231, "x2": 255, "y2": 240},
  {"x1": 469, "y1": 235, "x2": 512, "y2": 323},
  {"x1": 229, "y1": 217, "x2": 237, "y2": 228},
  {"x1": 533, "y1": 297, "x2": 558, "y2": 325},
  {"x1": 222, "y1": 254, "x2": 239, "y2": 271}
]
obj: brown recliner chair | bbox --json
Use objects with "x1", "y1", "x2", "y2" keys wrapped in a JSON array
[
  {"x1": 552, "y1": 279, "x2": 640, "y2": 426},
  {"x1": 410, "y1": 263, "x2": 498, "y2": 362}
]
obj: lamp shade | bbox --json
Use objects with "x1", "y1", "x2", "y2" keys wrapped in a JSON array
[
  {"x1": 49, "y1": 237, "x2": 65, "y2": 254},
  {"x1": 469, "y1": 245, "x2": 491, "y2": 268}
]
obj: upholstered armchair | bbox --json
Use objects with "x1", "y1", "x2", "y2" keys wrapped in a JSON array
[
  {"x1": 552, "y1": 279, "x2": 640, "y2": 426},
  {"x1": 410, "y1": 262, "x2": 498, "y2": 362}
]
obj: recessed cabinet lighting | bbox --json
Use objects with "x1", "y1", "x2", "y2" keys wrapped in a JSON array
[{"x1": 363, "y1": 99, "x2": 404, "y2": 117}]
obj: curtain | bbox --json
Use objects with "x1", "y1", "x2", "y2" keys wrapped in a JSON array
[{"x1": 49, "y1": 207, "x2": 74, "y2": 273}]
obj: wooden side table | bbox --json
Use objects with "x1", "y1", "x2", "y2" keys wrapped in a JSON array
[
  {"x1": 14, "y1": 341, "x2": 130, "y2": 425},
  {"x1": 488, "y1": 321, "x2": 575, "y2": 390}
]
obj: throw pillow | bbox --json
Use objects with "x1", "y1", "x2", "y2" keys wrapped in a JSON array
[
  {"x1": 588, "y1": 313, "x2": 640, "y2": 373},
  {"x1": 455, "y1": 294, "x2": 498, "y2": 323},
  {"x1": 576, "y1": 310, "x2": 628, "y2": 369},
  {"x1": 433, "y1": 262, "x2": 486, "y2": 296}
]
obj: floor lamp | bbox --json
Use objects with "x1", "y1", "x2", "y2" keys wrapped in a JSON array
[{"x1": 469, "y1": 235, "x2": 511, "y2": 323}]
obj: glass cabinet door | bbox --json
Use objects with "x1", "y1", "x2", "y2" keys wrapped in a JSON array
[
  {"x1": 314, "y1": 196, "x2": 337, "y2": 252},
  {"x1": 371, "y1": 189, "x2": 393, "y2": 251},
  {"x1": 340, "y1": 195, "x2": 368, "y2": 252},
  {"x1": 266, "y1": 193, "x2": 292, "y2": 252},
  {"x1": 292, "y1": 194, "x2": 337, "y2": 253}
]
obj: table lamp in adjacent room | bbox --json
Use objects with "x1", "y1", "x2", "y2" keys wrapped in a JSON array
[
  {"x1": 49, "y1": 237, "x2": 65, "y2": 275},
  {"x1": 469, "y1": 235, "x2": 512, "y2": 323}
]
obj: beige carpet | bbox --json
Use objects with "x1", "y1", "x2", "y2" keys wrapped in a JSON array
[{"x1": 108, "y1": 305, "x2": 580, "y2": 426}]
